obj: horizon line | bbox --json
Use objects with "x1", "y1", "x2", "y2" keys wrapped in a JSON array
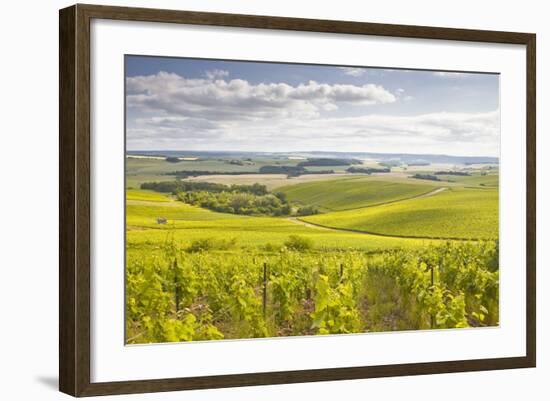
[{"x1": 126, "y1": 149, "x2": 500, "y2": 159}]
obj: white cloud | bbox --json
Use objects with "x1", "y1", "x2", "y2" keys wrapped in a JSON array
[
  {"x1": 338, "y1": 67, "x2": 366, "y2": 77},
  {"x1": 394, "y1": 88, "x2": 413, "y2": 102},
  {"x1": 126, "y1": 71, "x2": 498, "y2": 156},
  {"x1": 433, "y1": 71, "x2": 469, "y2": 78},
  {"x1": 205, "y1": 69, "x2": 229, "y2": 80},
  {"x1": 128, "y1": 108, "x2": 499, "y2": 156},
  {"x1": 127, "y1": 72, "x2": 396, "y2": 122}
]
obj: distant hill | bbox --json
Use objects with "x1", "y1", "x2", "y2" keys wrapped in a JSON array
[{"x1": 127, "y1": 150, "x2": 498, "y2": 165}]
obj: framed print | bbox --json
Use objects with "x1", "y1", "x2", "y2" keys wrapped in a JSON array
[{"x1": 59, "y1": 4, "x2": 536, "y2": 397}]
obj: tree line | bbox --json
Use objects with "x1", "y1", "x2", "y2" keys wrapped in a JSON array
[
  {"x1": 346, "y1": 166, "x2": 391, "y2": 174},
  {"x1": 141, "y1": 181, "x2": 268, "y2": 195},
  {"x1": 297, "y1": 158, "x2": 361, "y2": 167},
  {"x1": 141, "y1": 180, "x2": 321, "y2": 217}
]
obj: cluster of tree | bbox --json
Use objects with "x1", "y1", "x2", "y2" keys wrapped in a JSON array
[
  {"x1": 224, "y1": 159, "x2": 254, "y2": 166},
  {"x1": 142, "y1": 180, "x2": 291, "y2": 216},
  {"x1": 465, "y1": 161, "x2": 496, "y2": 165},
  {"x1": 164, "y1": 165, "x2": 338, "y2": 178},
  {"x1": 379, "y1": 160, "x2": 402, "y2": 168},
  {"x1": 258, "y1": 165, "x2": 334, "y2": 177},
  {"x1": 178, "y1": 191, "x2": 291, "y2": 216},
  {"x1": 299, "y1": 170, "x2": 334, "y2": 176},
  {"x1": 165, "y1": 157, "x2": 182, "y2": 163},
  {"x1": 162, "y1": 170, "x2": 257, "y2": 178},
  {"x1": 296, "y1": 205, "x2": 320, "y2": 216},
  {"x1": 141, "y1": 181, "x2": 268, "y2": 195},
  {"x1": 434, "y1": 171, "x2": 471, "y2": 176},
  {"x1": 346, "y1": 166, "x2": 390, "y2": 174},
  {"x1": 297, "y1": 158, "x2": 361, "y2": 167},
  {"x1": 259, "y1": 165, "x2": 305, "y2": 175},
  {"x1": 411, "y1": 173, "x2": 441, "y2": 181}
]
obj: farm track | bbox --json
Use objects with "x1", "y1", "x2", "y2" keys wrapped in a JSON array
[
  {"x1": 128, "y1": 186, "x2": 489, "y2": 241},
  {"x1": 288, "y1": 186, "x2": 487, "y2": 241},
  {"x1": 319, "y1": 186, "x2": 448, "y2": 213},
  {"x1": 413, "y1": 187, "x2": 448, "y2": 199},
  {"x1": 290, "y1": 218, "x2": 481, "y2": 241}
]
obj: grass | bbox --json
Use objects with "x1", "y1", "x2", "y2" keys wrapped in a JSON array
[
  {"x1": 126, "y1": 156, "x2": 303, "y2": 175},
  {"x1": 126, "y1": 191, "x2": 443, "y2": 252},
  {"x1": 124, "y1": 157, "x2": 500, "y2": 343},
  {"x1": 125, "y1": 156, "x2": 307, "y2": 189},
  {"x1": 183, "y1": 173, "x2": 353, "y2": 191},
  {"x1": 126, "y1": 189, "x2": 172, "y2": 202},
  {"x1": 437, "y1": 173, "x2": 499, "y2": 187},
  {"x1": 303, "y1": 187, "x2": 498, "y2": 240},
  {"x1": 125, "y1": 174, "x2": 176, "y2": 189},
  {"x1": 278, "y1": 177, "x2": 435, "y2": 211}
]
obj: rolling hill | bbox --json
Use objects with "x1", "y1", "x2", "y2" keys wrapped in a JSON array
[
  {"x1": 278, "y1": 177, "x2": 435, "y2": 211},
  {"x1": 302, "y1": 187, "x2": 498, "y2": 240}
]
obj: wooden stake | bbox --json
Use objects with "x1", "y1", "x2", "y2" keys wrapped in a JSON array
[
  {"x1": 430, "y1": 265, "x2": 435, "y2": 329},
  {"x1": 173, "y1": 258, "x2": 181, "y2": 313},
  {"x1": 262, "y1": 262, "x2": 268, "y2": 318}
]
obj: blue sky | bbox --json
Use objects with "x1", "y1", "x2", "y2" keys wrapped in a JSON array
[{"x1": 125, "y1": 55, "x2": 500, "y2": 156}]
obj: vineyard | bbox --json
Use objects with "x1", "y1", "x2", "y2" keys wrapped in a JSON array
[
  {"x1": 304, "y1": 187, "x2": 499, "y2": 240},
  {"x1": 126, "y1": 239, "x2": 499, "y2": 343},
  {"x1": 122, "y1": 57, "x2": 501, "y2": 346},
  {"x1": 278, "y1": 177, "x2": 433, "y2": 211},
  {"x1": 125, "y1": 158, "x2": 499, "y2": 344}
]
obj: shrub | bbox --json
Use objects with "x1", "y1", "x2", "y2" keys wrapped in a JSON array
[
  {"x1": 187, "y1": 237, "x2": 238, "y2": 253},
  {"x1": 260, "y1": 242, "x2": 279, "y2": 252},
  {"x1": 284, "y1": 235, "x2": 314, "y2": 252},
  {"x1": 296, "y1": 205, "x2": 319, "y2": 216},
  {"x1": 187, "y1": 238, "x2": 215, "y2": 253}
]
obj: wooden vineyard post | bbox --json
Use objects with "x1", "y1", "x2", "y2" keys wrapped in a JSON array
[
  {"x1": 262, "y1": 262, "x2": 268, "y2": 318},
  {"x1": 173, "y1": 258, "x2": 181, "y2": 312},
  {"x1": 430, "y1": 264, "x2": 435, "y2": 329}
]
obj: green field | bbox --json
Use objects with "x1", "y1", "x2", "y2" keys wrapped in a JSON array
[
  {"x1": 303, "y1": 187, "x2": 498, "y2": 240},
  {"x1": 278, "y1": 177, "x2": 434, "y2": 211},
  {"x1": 125, "y1": 156, "x2": 301, "y2": 188},
  {"x1": 125, "y1": 155, "x2": 500, "y2": 343},
  {"x1": 126, "y1": 189, "x2": 173, "y2": 202},
  {"x1": 436, "y1": 173, "x2": 499, "y2": 187},
  {"x1": 126, "y1": 196, "x2": 441, "y2": 252}
]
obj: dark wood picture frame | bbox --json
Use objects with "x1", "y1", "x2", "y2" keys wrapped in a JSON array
[{"x1": 59, "y1": 3, "x2": 536, "y2": 397}]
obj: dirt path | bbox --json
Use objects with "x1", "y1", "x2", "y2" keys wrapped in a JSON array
[
  {"x1": 287, "y1": 216, "x2": 477, "y2": 241},
  {"x1": 413, "y1": 186, "x2": 448, "y2": 199},
  {"x1": 287, "y1": 217, "x2": 335, "y2": 231},
  {"x1": 322, "y1": 186, "x2": 449, "y2": 213},
  {"x1": 285, "y1": 186, "x2": 481, "y2": 241}
]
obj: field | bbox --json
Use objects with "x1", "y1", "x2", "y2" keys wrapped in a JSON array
[
  {"x1": 278, "y1": 177, "x2": 434, "y2": 211},
  {"x1": 125, "y1": 152, "x2": 500, "y2": 344},
  {"x1": 182, "y1": 173, "x2": 352, "y2": 191},
  {"x1": 303, "y1": 187, "x2": 498, "y2": 239},
  {"x1": 435, "y1": 173, "x2": 499, "y2": 187},
  {"x1": 127, "y1": 196, "x2": 441, "y2": 252}
]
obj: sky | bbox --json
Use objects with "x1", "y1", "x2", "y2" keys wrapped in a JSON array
[{"x1": 125, "y1": 55, "x2": 500, "y2": 157}]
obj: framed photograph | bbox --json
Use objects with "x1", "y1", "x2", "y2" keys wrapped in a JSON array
[{"x1": 59, "y1": 4, "x2": 536, "y2": 397}]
